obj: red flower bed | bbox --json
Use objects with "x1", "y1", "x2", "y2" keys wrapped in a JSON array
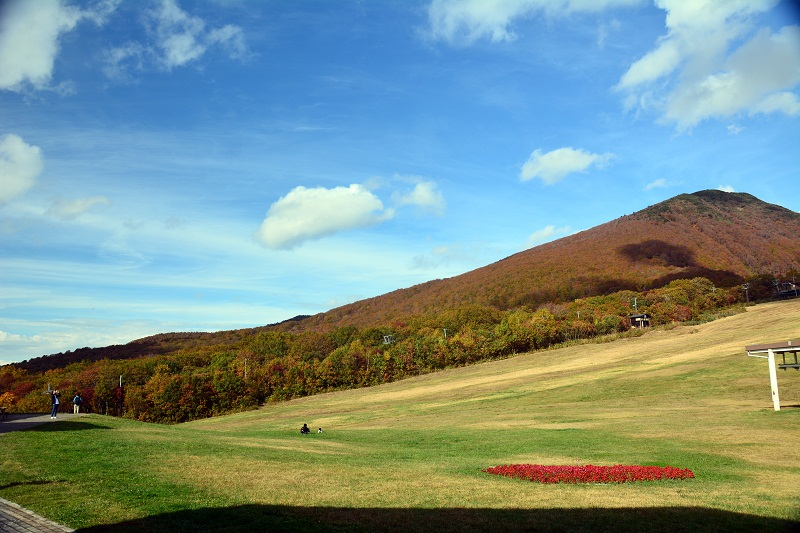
[{"x1": 483, "y1": 464, "x2": 694, "y2": 484}]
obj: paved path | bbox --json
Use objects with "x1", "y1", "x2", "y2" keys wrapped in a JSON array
[
  {"x1": 0, "y1": 497, "x2": 74, "y2": 532},
  {"x1": 0, "y1": 413, "x2": 83, "y2": 435},
  {"x1": 0, "y1": 414, "x2": 81, "y2": 532}
]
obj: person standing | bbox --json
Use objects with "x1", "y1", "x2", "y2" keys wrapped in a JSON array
[
  {"x1": 50, "y1": 390, "x2": 60, "y2": 419},
  {"x1": 73, "y1": 392, "x2": 82, "y2": 414}
]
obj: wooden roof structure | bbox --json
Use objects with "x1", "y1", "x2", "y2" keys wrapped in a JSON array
[{"x1": 745, "y1": 339, "x2": 800, "y2": 411}]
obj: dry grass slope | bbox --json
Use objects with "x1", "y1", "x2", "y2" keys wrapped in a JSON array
[{"x1": 182, "y1": 299, "x2": 800, "y2": 525}]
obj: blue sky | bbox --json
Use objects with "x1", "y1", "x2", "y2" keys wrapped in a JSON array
[{"x1": 1, "y1": 0, "x2": 799, "y2": 364}]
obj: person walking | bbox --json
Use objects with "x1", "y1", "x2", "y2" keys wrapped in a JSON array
[
  {"x1": 50, "y1": 390, "x2": 60, "y2": 419},
  {"x1": 73, "y1": 392, "x2": 82, "y2": 414}
]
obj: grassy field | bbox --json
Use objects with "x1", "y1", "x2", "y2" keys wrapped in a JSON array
[{"x1": 1, "y1": 299, "x2": 799, "y2": 532}]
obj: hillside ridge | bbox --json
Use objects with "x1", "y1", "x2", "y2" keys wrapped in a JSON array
[
  {"x1": 291, "y1": 189, "x2": 799, "y2": 331},
  {"x1": 9, "y1": 189, "x2": 800, "y2": 370}
]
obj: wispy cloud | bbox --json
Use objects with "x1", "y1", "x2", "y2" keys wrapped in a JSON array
[
  {"x1": 46, "y1": 196, "x2": 110, "y2": 221},
  {"x1": 616, "y1": 0, "x2": 800, "y2": 130},
  {"x1": 410, "y1": 242, "x2": 487, "y2": 272},
  {"x1": 0, "y1": 134, "x2": 43, "y2": 204},
  {"x1": 520, "y1": 147, "x2": 614, "y2": 185},
  {"x1": 526, "y1": 225, "x2": 572, "y2": 247},
  {"x1": 0, "y1": 0, "x2": 247, "y2": 89},
  {"x1": 597, "y1": 18, "x2": 622, "y2": 49},
  {"x1": 727, "y1": 123, "x2": 744, "y2": 134},
  {"x1": 425, "y1": 0, "x2": 642, "y2": 44},
  {"x1": 100, "y1": 42, "x2": 147, "y2": 82},
  {"x1": 148, "y1": 0, "x2": 246, "y2": 69},
  {"x1": 391, "y1": 180, "x2": 446, "y2": 216},
  {"x1": 645, "y1": 178, "x2": 668, "y2": 190},
  {"x1": 101, "y1": 0, "x2": 249, "y2": 80}
]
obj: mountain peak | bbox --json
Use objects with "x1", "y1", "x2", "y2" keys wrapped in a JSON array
[
  {"x1": 291, "y1": 191, "x2": 800, "y2": 331},
  {"x1": 633, "y1": 190, "x2": 798, "y2": 223}
]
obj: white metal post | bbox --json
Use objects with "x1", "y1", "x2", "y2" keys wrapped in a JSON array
[{"x1": 767, "y1": 349, "x2": 781, "y2": 411}]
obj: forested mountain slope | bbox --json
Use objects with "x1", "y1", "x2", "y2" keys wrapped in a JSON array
[
  {"x1": 11, "y1": 190, "x2": 799, "y2": 372},
  {"x1": 291, "y1": 190, "x2": 800, "y2": 331}
]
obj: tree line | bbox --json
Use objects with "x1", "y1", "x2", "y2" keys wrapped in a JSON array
[{"x1": 0, "y1": 276, "x2": 788, "y2": 424}]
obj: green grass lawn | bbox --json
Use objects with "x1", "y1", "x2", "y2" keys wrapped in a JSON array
[{"x1": 2, "y1": 299, "x2": 799, "y2": 531}]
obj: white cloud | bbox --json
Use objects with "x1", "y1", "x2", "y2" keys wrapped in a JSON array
[
  {"x1": 426, "y1": 0, "x2": 643, "y2": 44},
  {"x1": 0, "y1": 330, "x2": 39, "y2": 365},
  {"x1": 717, "y1": 184, "x2": 736, "y2": 192},
  {"x1": 391, "y1": 181, "x2": 446, "y2": 216},
  {"x1": 0, "y1": 134, "x2": 44, "y2": 204},
  {"x1": 426, "y1": 0, "x2": 534, "y2": 43},
  {"x1": 0, "y1": 0, "x2": 118, "y2": 92},
  {"x1": 618, "y1": 40, "x2": 682, "y2": 88},
  {"x1": 46, "y1": 196, "x2": 110, "y2": 221},
  {"x1": 520, "y1": 147, "x2": 614, "y2": 184},
  {"x1": 665, "y1": 25, "x2": 800, "y2": 128},
  {"x1": 0, "y1": 0, "x2": 81, "y2": 91},
  {"x1": 526, "y1": 225, "x2": 572, "y2": 247},
  {"x1": 0, "y1": 330, "x2": 28, "y2": 343},
  {"x1": 747, "y1": 91, "x2": 800, "y2": 117},
  {"x1": 256, "y1": 184, "x2": 395, "y2": 250},
  {"x1": 616, "y1": 0, "x2": 800, "y2": 129},
  {"x1": 645, "y1": 178, "x2": 667, "y2": 190}
]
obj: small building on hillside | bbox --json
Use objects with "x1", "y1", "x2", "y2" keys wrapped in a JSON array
[
  {"x1": 777, "y1": 282, "x2": 799, "y2": 299},
  {"x1": 629, "y1": 313, "x2": 652, "y2": 329}
]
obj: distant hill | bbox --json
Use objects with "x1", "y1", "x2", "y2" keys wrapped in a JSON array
[
  {"x1": 11, "y1": 315, "x2": 310, "y2": 373},
  {"x1": 287, "y1": 190, "x2": 800, "y2": 331},
  {"x1": 11, "y1": 190, "x2": 799, "y2": 372}
]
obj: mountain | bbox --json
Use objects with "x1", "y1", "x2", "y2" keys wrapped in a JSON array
[
  {"x1": 12, "y1": 190, "x2": 800, "y2": 372},
  {"x1": 285, "y1": 190, "x2": 800, "y2": 331}
]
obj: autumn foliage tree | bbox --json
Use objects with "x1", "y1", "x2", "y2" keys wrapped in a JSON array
[{"x1": 0, "y1": 277, "x2": 778, "y2": 424}]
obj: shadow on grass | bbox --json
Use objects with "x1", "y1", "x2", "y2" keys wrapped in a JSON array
[
  {"x1": 26, "y1": 421, "x2": 113, "y2": 432},
  {"x1": 0, "y1": 480, "x2": 62, "y2": 491},
  {"x1": 75, "y1": 504, "x2": 800, "y2": 532}
]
